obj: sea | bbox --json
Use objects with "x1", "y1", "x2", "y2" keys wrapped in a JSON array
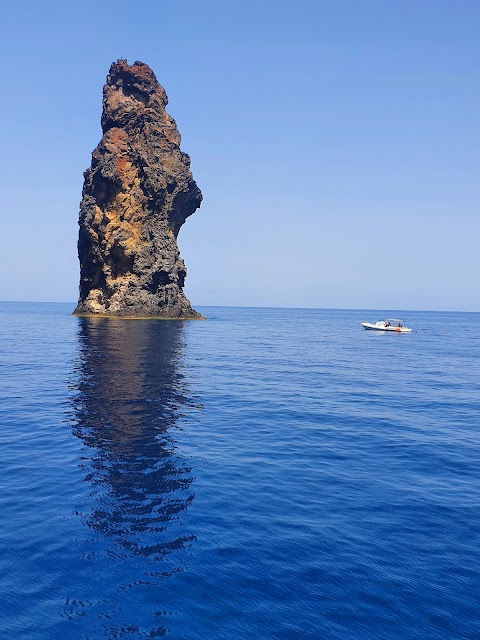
[{"x1": 0, "y1": 302, "x2": 479, "y2": 639}]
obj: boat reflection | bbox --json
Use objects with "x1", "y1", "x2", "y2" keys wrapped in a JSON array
[{"x1": 67, "y1": 318, "x2": 197, "y2": 636}]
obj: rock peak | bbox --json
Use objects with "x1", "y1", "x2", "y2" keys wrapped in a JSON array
[
  {"x1": 101, "y1": 59, "x2": 170, "y2": 137},
  {"x1": 73, "y1": 60, "x2": 203, "y2": 318},
  {"x1": 109, "y1": 59, "x2": 159, "y2": 89}
]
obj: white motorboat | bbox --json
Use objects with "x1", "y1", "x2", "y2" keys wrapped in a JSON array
[{"x1": 361, "y1": 319, "x2": 412, "y2": 333}]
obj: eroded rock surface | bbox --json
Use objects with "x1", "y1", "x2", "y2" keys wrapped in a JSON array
[{"x1": 74, "y1": 59, "x2": 202, "y2": 318}]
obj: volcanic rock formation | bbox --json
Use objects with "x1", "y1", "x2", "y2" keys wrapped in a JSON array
[{"x1": 73, "y1": 60, "x2": 202, "y2": 318}]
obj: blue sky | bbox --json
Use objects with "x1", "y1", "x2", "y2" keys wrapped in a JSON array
[{"x1": 0, "y1": 0, "x2": 478, "y2": 311}]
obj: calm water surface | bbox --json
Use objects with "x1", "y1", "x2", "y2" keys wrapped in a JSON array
[{"x1": 0, "y1": 303, "x2": 479, "y2": 639}]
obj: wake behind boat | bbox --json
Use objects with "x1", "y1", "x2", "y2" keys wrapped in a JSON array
[{"x1": 361, "y1": 319, "x2": 412, "y2": 333}]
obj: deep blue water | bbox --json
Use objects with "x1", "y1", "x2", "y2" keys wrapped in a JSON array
[{"x1": 1, "y1": 303, "x2": 479, "y2": 639}]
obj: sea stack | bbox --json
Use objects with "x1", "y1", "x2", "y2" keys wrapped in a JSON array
[{"x1": 73, "y1": 60, "x2": 203, "y2": 318}]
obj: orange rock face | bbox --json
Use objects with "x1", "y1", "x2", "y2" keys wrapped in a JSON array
[{"x1": 74, "y1": 60, "x2": 203, "y2": 318}]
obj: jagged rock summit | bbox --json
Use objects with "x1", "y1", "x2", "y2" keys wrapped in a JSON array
[{"x1": 74, "y1": 59, "x2": 203, "y2": 318}]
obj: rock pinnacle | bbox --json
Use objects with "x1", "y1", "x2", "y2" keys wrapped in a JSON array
[{"x1": 73, "y1": 59, "x2": 203, "y2": 318}]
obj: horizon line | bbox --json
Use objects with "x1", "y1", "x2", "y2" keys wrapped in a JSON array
[{"x1": 0, "y1": 300, "x2": 478, "y2": 314}]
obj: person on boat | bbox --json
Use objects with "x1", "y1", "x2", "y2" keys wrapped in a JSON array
[
  {"x1": 385, "y1": 321, "x2": 391, "y2": 327},
  {"x1": 397, "y1": 322, "x2": 402, "y2": 327}
]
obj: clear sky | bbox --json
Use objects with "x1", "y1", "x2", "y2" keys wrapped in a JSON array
[{"x1": 0, "y1": 0, "x2": 478, "y2": 311}]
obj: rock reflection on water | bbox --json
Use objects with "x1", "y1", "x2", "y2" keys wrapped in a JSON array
[{"x1": 67, "y1": 318, "x2": 197, "y2": 637}]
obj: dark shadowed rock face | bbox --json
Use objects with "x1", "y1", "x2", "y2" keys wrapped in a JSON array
[{"x1": 74, "y1": 59, "x2": 203, "y2": 318}]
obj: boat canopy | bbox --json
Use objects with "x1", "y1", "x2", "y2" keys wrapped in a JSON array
[{"x1": 385, "y1": 318, "x2": 406, "y2": 323}]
